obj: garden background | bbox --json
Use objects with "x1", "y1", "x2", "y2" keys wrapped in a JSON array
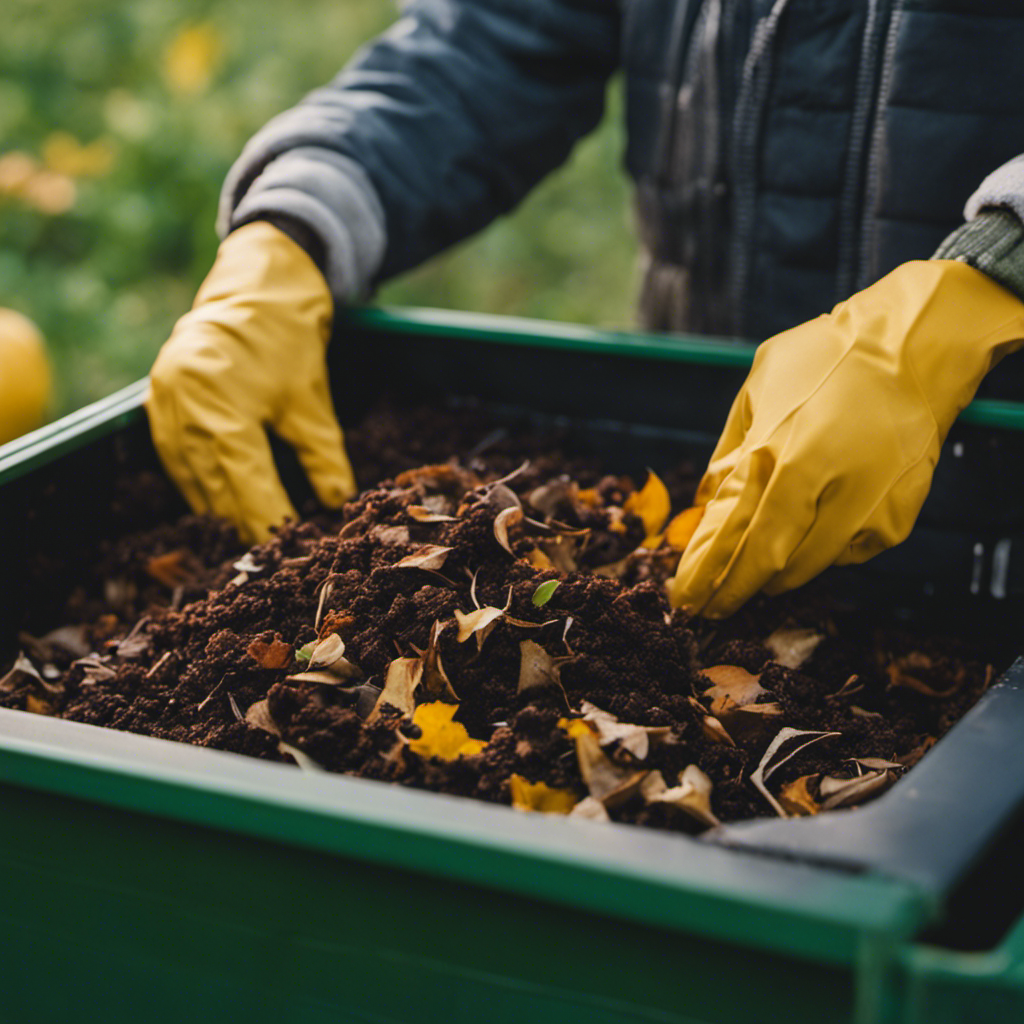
[{"x1": 1, "y1": 0, "x2": 636, "y2": 417}]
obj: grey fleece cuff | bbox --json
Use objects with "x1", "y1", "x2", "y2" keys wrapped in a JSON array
[
  {"x1": 933, "y1": 208, "x2": 1024, "y2": 304},
  {"x1": 217, "y1": 147, "x2": 386, "y2": 304}
]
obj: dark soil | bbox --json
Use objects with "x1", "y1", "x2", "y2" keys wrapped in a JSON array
[{"x1": 0, "y1": 402, "x2": 997, "y2": 833}]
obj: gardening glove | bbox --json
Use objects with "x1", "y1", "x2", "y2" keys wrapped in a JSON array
[
  {"x1": 0, "y1": 308, "x2": 50, "y2": 444},
  {"x1": 146, "y1": 220, "x2": 356, "y2": 545},
  {"x1": 670, "y1": 259, "x2": 1024, "y2": 618}
]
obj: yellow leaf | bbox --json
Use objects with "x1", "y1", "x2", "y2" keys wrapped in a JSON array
[
  {"x1": 163, "y1": 23, "x2": 224, "y2": 97},
  {"x1": 576, "y1": 488, "x2": 600, "y2": 509},
  {"x1": 525, "y1": 547, "x2": 555, "y2": 569},
  {"x1": 665, "y1": 506, "x2": 704, "y2": 551},
  {"x1": 408, "y1": 702, "x2": 485, "y2": 761},
  {"x1": 624, "y1": 470, "x2": 671, "y2": 546},
  {"x1": 509, "y1": 774, "x2": 577, "y2": 814},
  {"x1": 558, "y1": 716, "x2": 595, "y2": 740}
]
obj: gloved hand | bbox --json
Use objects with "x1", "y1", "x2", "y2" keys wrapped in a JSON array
[
  {"x1": 670, "y1": 260, "x2": 1024, "y2": 618},
  {"x1": 0, "y1": 308, "x2": 50, "y2": 444},
  {"x1": 146, "y1": 220, "x2": 356, "y2": 544}
]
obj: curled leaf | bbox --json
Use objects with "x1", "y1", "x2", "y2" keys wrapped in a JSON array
[
  {"x1": 285, "y1": 670, "x2": 356, "y2": 687},
  {"x1": 314, "y1": 579, "x2": 334, "y2": 631},
  {"x1": 624, "y1": 469, "x2": 671, "y2": 546},
  {"x1": 395, "y1": 545, "x2": 453, "y2": 571},
  {"x1": 454, "y1": 606, "x2": 504, "y2": 650},
  {"x1": 408, "y1": 702, "x2": 486, "y2": 761},
  {"x1": 509, "y1": 774, "x2": 578, "y2": 814},
  {"x1": 245, "y1": 698, "x2": 281, "y2": 737},
  {"x1": 531, "y1": 580, "x2": 560, "y2": 608},
  {"x1": 370, "y1": 656, "x2": 423, "y2": 721},
  {"x1": 778, "y1": 775, "x2": 821, "y2": 816},
  {"x1": 647, "y1": 765, "x2": 721, "y2": 828},
  {"x1": 580, "y1": 701, "x2": 671, "y2": 760},
  {"x1": 307, "y1": 633, "x2": 362, "y2": 678},
  {"x1": 765, "y1": 628, "x2": 824, "y2": 670},
  {"x1": 751, "y1": 728, "x2": 840, "y2": 817},
  {"x1": 407, "y1": 505, "x2": 457, "y2": 523},
  {"x1": 422, "y1": 620, "x2": 459, "y2": 701},
  {"x1": 493, "y1": 506, "x2": 524, "y2": 556},
  {"x1": 574, "y1": 730, "x2": 648, "y2": 807},
  {"x1": 819, "y1": 770, "x2": 894, "y2": 810}
]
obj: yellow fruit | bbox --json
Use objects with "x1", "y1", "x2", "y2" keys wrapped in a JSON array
[{"x1": 0, "y1": 309, "x2": 51, "y2": 443}]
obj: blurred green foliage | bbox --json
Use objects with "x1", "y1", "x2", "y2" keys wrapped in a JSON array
[{"x1": 0, "y1": 0, "x2": 635, "y2": 417}]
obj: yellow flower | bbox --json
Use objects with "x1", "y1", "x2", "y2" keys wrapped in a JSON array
[
  {"x1": 42, "y1": 132, "x2": 116, "y2": 178},
  {"x1": 163, "y1": 23, "x2": 224, "y2": 97}
]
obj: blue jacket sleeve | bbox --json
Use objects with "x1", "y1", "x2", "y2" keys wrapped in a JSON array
[{"x1": 218, "y1": 0, "x2": 621, "y2": 302}]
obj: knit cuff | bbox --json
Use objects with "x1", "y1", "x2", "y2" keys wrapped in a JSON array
[{"x1": 933, "y1": 208, "x2": 1024, "y2": 304}]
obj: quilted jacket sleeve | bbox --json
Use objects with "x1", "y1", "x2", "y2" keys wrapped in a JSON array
[{"x1": 217, "y1": 0, "x2": 621, "y2": 303}]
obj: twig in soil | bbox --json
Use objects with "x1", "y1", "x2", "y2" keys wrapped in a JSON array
[
  {"x1": 196, "y1": 677, "x2": 226, "y2": 714},
  {"x1": 827, "y1": 674, "x2": 863, "y2": 701},
  {"x1": 144, "y1": 650, "x2": 174, "y2": 679},
  {"x1": 228, "y1": 692, "x2": 243, "y2": 722}
]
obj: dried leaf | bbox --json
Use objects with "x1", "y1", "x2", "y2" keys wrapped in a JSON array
[
  {"x1": 751, "y1": 728, "x2": 840, "y2": 817},
  {"x1": 407, "y1": 702, "x2": 486, "y2": 761},
  {"x1": 0, "y1": 654, "x2": 43, "y2": 692},
  {"x1": 526, "y1": 477, "x2": 574, "y2": 517},
  {"x1": 591, "y1": 555, "x2": 631, "y2": 580},
  {"x1": 314, "y1": 579, "x2": 334, "y2": 631},
  {"x1": 245, "y1": 698, "x2": 281, "y2": 737},
  {"x1": 665, "y1": 507, "x2": 704, "y2": 551},
  {"x1": 370, "y1": 657, "x2": 423, "y2": 720},
  {"x1": 827, "y1": 675, "x2": 863, "y2": 700},
  {"x1": 537, "y1": 535, "x2": 579, "y2": 573},
  {"x1": 307, "y1": 633, "x2": 362, "y2": 678},
  {"x1": 486, "y1": 482, "x2": 523, "y2": 513},
  {"x1": 886, "y1": 659, "x2": 964, "y2": 698},
  {"x1": 569, "y1": 796, "x2": 610, "y2": 821},
  {"x1": 899, "y1": 736, "x2": 937, "y2": 768},
  {"x1": 278, "y1": 741, "x2": 325, "y2": 772},
  {"x1": 395, "y1": 545, "x2": 453, "y2": 571},
  {"x1": 369, "y1": 524, "x2": 412, "y2": 546},
  {"x1": 647, "y1": 765, "x2": 721, "y2": 828},
  {"x1": 532, "y1": 580, "x2": 560, "y2": 608},
  {"x1": 702, "y1": 665, "x2": 767, "y2": 714},
  {"x1": 246, "y1": 637, "x2": 294, "y2": 670},
  {"x1": 778, "y1": 775, "x2": 821, "y2": 816},
  {"x1": 407, "y1": 505, "x2": 457, "y2": 523},
  {"x1": 38, "y1": 625, "x2": 91, "y2": 659},
  {"x1": 73, "y1": 654, "x2": 117, "y2": 683},
  {"x1": 493, "y1": 507, "x2": 523, "y2": 556},
  {"x1": 574, "y1": 730, "x2": 648, "y2": 807},
  {"x1": 517, "y1": 640, "x2": 566, "y2": 698},
  {"x1": 819, "y1": 770, "x2": 894, "y2": 810},
  {"x1": 454, "y1": 606, "x2": 504, "y2": 649},
  {"x1": 525, "y1": 547, "x2": 555, "y2": 569},
  {"x1": 116, "y1": 619, "x2": 152, "y2": 660},
  {"x1": 687, "y1": 698, "x2": 738, "y2": 747},
  {"x1": 145, "y1": 549, "x2": 195, "y2": 588},
  {"x1": 422, "y1": 620, "x2": 459, "y2": 701},
  {"x1": 850, "y1": 757, "x2": 904, "y2": 771},
  {"x1": 25, "y1": 695, "x2": 54, "y2": 716},
  {"x1": 509, "y1": 774, "x2": 578, "y2": 814},
  {"x1": 850, "y1": 705, "x2": 883, "y2": 719},
  {"x1": 580, "y1": 701, "x2": 671, "y2": 760},
  {"x1": 624, "y1": 469, "x2": 671, "y2": 546},
  {"x1": 285, "y1": 670, "x2": 356, "y2": 687},
  {"x1": 232, "y1": 553, "x2": 265, "y2": 574},
  {"x1": 765, "y1": 627, "x2": 824, "y2": 670}
]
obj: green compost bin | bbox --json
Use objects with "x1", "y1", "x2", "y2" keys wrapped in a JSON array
[{"x1": 3, "y1": 308, "x2": 1024, "y2": 1024}]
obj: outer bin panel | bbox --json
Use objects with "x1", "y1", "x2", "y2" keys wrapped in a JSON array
[{"x1": 3, "y1": 308, "x2": 1024, "y2": 1024}]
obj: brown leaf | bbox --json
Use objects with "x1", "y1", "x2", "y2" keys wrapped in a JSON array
[
  {"x1": 307, "y1": 633, "x2": 362, "y2": 678},
  {"x1": 898, "y1": 736, "x2": 937, "y2": 768},
  {"x1": 284, "y1": 670, "x2": 354, "y2": 687},
  {"x1": 751, "y1": 727, "x2": 840, "y2": 817},
  {"x1": 454, "y1": 606, "x2": 504, "y2": 650},
  {"x1": 537, "y1": 535, "x2": 579, "y2": 573},
  {"x1": 886, "y1": 659, "x2": 964, "y2": 698},
  {"x1": 574, "y1": 730, "x2": 648, "y2": 807},
  {"x1": 370, "y1": 657, "x2": 423, "y2": 721},
  {"x1": 245, "y1": 698, "x2": 281, "y2": 737},
  {"x1": 493, "y1": 506, "x2": 523, "y2": 556},
  {"x1": 144, "y1": 549, "x2": 196, "y2": 588},
  {"x1": 527, "y1": 478, "x2": 574, "y2": 518},
  {"x1": 764, "y1": 627, "x2": 824, "y2": 670},
  {"x1": 778, "y1": 775, "x2": 821, "y2": 816},
  {"x1": 646, "y1": 765, "x2": 721, "y2": 828},
  {"x1": 422, "y1": 620, "x2": 458, "y2": 701},
  {"x1": 25, "y1": 694, "x2": 54, "y2": 716},
  {"x1": 406, "y1": 505, "x2": 457, "y2": 523},
  {"x1": 517, "y1": 640, "x2": 566, "y2": 698},
  {"x1": 702, "y1": 665, "x2": 767, "y2": 715},
  {"x1": 395, "y1": 545, "x2": 453, "y2": 571},
  {"x1": 687, "y1": 697, "x2": 737, "y2": 746},
  {"x1": 580, "y1": 701, "x2": 671, "y2": 761},
  {"x1": 819, "y1": 770, "x2": 894, "y2": 810},
  {"x1": 369, "y1": 524, "x2": 412, "y2": 545},
  {"x1": 850, "y1": 756, "x2": 904, "y2": 772},
  {"x1": 246, "y1": 637, "x2": 294, "y2": 670}
]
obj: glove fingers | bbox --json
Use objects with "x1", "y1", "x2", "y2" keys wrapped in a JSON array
[
  {"x1": 273, "y1": 381, "x2": 357, "y2": 509},
  {"x1": 669, "y1": 445, "x2": 779, "y2": 614},
  {"x1": 146, "y1": 385, "x2": 214, "y2": 517}
]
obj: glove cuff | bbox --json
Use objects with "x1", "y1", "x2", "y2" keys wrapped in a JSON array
[{"x1": 933, "y1": 208, "x2": 1024, "y2": 304}]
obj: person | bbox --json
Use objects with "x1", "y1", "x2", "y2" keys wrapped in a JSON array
[
  {"x1": 146, "y1": 0, "x2": 1024, "y2": 618},
  {"x1": 0, "y1": 308, "x2": 50, "y2": 445}
]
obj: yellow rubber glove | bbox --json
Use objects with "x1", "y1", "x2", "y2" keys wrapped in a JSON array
[
  {"x1": 0, "y1": 308, "x2": 50, "y2": 444},
  {"x1": 146, "y1": 221, "x2": 356, "y2": 544},
  {"x1": 670, "y1": 260, "x2": 1024, "y2": 618}
]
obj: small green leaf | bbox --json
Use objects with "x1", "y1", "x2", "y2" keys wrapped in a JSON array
[
  {"x1": 532, "y1": 580, "x2": 560, "y2": 608},
  {"x1": 295, "y1": 641, "x2": 316, "y2": 665}
]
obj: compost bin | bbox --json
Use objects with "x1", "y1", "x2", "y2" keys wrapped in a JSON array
[{"x1": 3, "y1": 308, "x2": 1024, "y2": 1024}]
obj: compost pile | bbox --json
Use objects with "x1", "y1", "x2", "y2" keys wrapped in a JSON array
[{"x1": 0, "y1": 405, "x2": 996, "y2": 832}]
